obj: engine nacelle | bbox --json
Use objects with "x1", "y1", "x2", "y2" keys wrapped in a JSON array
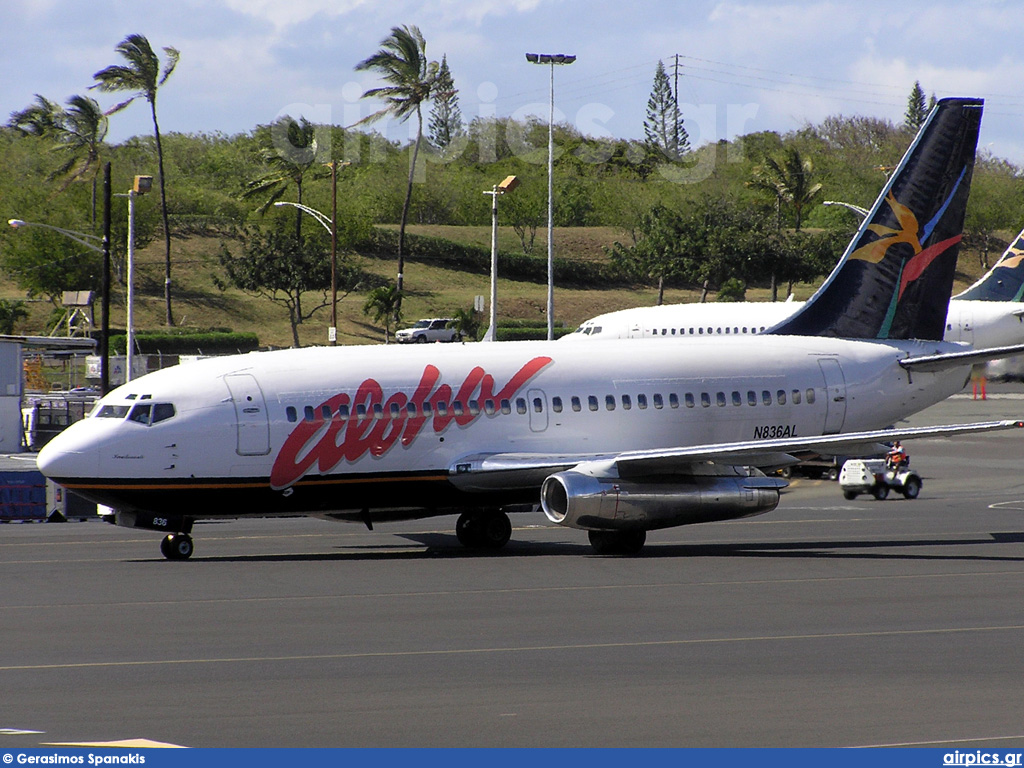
[{"x1": 540, "y1": 467, "x2": 782, "y2": 531}]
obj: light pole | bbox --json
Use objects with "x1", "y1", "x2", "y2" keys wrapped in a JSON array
[
  {"x1": 124, "y1": 175, "x2": 152, "y2": 382},
  {"x1": 272, "y1": 200, "x2": 339, "y2": 345},
  {"x1": 8, "y1": 217, "x2": 108, "y2": 389},
  {"x1": 482, "y1": 175, "x2": 519, "y2": 342},
  {"x1": 526, "y1": 52, "x2": 575, "y2": 340}
]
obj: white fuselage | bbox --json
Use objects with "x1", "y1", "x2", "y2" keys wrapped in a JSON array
[
  {"x1": 564, "y1": 299, "x2": 1024, "y2": 348},
  {"x1": 38, "y1": 335, "x2": 970, "y2": 519}
]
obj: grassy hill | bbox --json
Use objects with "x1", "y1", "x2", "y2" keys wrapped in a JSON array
[{"x1": 2, "y1": 224, "x2": 1001, "y2": 350}]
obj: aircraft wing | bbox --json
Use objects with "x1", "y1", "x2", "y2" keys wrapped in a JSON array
[{"x1": 448, "y1": 420, "x2": 1023, "y2": 490}]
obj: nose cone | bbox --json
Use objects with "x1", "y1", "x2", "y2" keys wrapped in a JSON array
[{"x1": 37, "y1": 420, "x2": 101, "y2": 480}]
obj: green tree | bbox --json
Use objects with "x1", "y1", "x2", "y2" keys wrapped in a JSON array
[
  {"x1": 8, "y1": 94, "x2": 63, "y2": 137},
  {"x1": 0, "y1": 300, "x2": 29, "y2": 334},
  {"x1": 243, "y1": 116, "x2": 324, "y2": 241},
  {"x1": 92, "y1": 33, "x2": 180, "y2": 327},
  {"x1": 51, "y1": 95, "x2": 109, "y2": 225},
  {"x1": 448, "y1": 306, "x2": 482, "y2": 341},
  {"x1": 748, "y1": 145, "x2": 822, "y2": 233},
  {"x1": 362, "y1": 283, "x2": 403, "y2": 343},
  {"x1": 355, "y1": 25, "x2": 440, "y2": 320},
  {"x1": 428, "y1": 54, "x2": 463, "y2": 150},
  {"x1": 904, "y1": 81, "x2": 929, "y2": 132},
  {"x1": 609, "y1": 203, "x2": 691, "y2": 305},
  {"x1": 643, "y1": 60, "x2": 688, "y2": 161},
  {"x1": 219, "y1": 224, "x2": 362, "y2": 348}
]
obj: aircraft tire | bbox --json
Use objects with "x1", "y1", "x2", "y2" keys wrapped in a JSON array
[
  {"x1": 456, "y1": 510, "x2": 512, "y2": 550},
  {"x1": 161, "y1": 533, "x2": 194, "y2": 560},
  {"x1": 588, "y1": 529, "x2": 646, "y2": 555}
]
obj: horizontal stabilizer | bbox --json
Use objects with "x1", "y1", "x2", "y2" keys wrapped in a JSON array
[{"x1": 899, "y1": 342, "x2": 1024, "y2": 372}]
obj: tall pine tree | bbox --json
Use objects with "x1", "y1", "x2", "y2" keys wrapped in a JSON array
[
  {"x1": 428, "y1": 54, "x2": 463, "y2": 149},
  {"x1": 903, "y1": 81, "x2": 929, "y2": 131},
  {"x1": 644, "y1": 59, "x2": 688, "y2": 161}
]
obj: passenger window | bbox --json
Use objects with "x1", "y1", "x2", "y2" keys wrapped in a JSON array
[
  {"x1": 622, "y1": 395, "x2": 631, "y2": 410},
  {"x1": 286, "y1": 406, "x2": 297, "y2": 423},
  {"x1": 500, "y1": 399, "x2": 511, "y2": 415},
  {"x1": 685, "y1": 393, "x2": 695, "y2": 408},
  {"x1": 355, "y1": 403, "x2": 367, "y2": 418},
  {"x1": 322, "y1": 405, "x2": 333, "y2": 420},
  {"x1": 732, "y1": 391, "x2": 742, "y2": 407},
  {"x1": 406, "y1": 402, "x2": 417, "y2": 418},
  {"x1": 637, "y1": 394, "x2": 647, "y2": 409},
  {"x1": 588, "y1": 395, "x2": 599, "y2": 412},
  {"x1": 805, "y1": 389, "x2": 816, "y2": 404},
  {"x1": 716, "y1": 392, "x2": 726, "y2": 407},
  {"x1": 484, "y1": 399, "x2": 496, "y2": 416},
  {"x1": 304, "y1": 406, "x2": 315, "y2": 422},
  {"x1": 552, "y1": 396, "x2": 562, "y2": 413},
  {"x1": 532, "y1": 398, "x2": 543, "y2": 413},
  {"x1": 372, "y1": 403, "x2": 384, "y2": 419},
  {"x1": 701, "y1": 392, "x2": 711, "y2": 408},
  {"x1": 669, "y1": 393, "x2": 679, "y2": 409},
  {"x1": 653, "y1": 394, "x2": 663, "y2": 409},
  {"x1": 605, "y1": 395, "x2": 616, "y2": 411},
  {"x1": 792, "y1": 390, "x2": 801, "y2": 405},
  {"x1": 762, "y1": 391, "x2": 772, "y2": 406},
  {"x1": 422, "y1": 402, "x2": 433, "y2": 417},
  {"x1": 571, "y1": 396, "x2": 581, "y2": 412},
  {"x1": 777, "y1": 390, "x2": 787, "y2": 405},
  {"x1": 436, "y1": 402, "x2": 449, "y2": 416},
  {"x1": 390, "y1": 402, "x2": 402, "y2": 419},
  {"x1": 516, "y1": 398, "x2": 527, "y2": 415},
  {"x1": 468, "y1": 400, "x2": 480, "y2": 416},
  {"x1": 747, "y1": 391, "x2": 757, "y2": 406},
  {"x1": 452, "y1": 401, "x2": 464, "y2": 416}
]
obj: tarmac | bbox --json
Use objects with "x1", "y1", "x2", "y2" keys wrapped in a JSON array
[{"x1": 1, "y1": 383, "x2": 1023, "y2": 747}]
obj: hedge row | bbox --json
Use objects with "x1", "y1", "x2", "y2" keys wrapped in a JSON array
[
  {"x1": 496, "y1": 327, "x2": 575, "y2": 341},
  {"x1": 365, "y1": 229, "x2": 619, "y2": 288},
  {"x1": 109, "y1": 331, "x2": 261, "y2": 355}
]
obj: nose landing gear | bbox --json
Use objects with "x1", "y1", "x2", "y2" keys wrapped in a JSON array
[{"x1": 160, "y1": 533, "x2": 194, "y2": 560}]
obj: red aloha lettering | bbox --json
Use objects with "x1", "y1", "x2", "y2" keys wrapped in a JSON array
[{"x1": 269, "y1": 356, "x2": 552, "y2": 489}]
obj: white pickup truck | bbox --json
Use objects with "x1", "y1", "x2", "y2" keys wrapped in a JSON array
[
  {"x1": 838, "y1": 459, "x2": 922, "y2": 500},
  {"x1": 395, "y1": 318, "x2": 459, "y2": 344}
]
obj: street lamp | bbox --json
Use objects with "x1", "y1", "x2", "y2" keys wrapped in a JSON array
[
  {"x1": 481, "y1": 175, "x2": 519, "y2": 342},
  {"x1": 8, "y1": 217, "x2": 108, "y2": 389},
  {"x1": 526, "y1": 52, "x2": 576, "y2": 340},
  {"x1": 124, "y1": 175, "x2": 152, "y2": 383}
]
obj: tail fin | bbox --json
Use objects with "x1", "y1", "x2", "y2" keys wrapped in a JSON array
[
  {"x1": 769, "y1": 97, "x2": 983, "y2": 340},
  {"x1": 954, "y1": 226, "x2": 1024, "y2": 302}
]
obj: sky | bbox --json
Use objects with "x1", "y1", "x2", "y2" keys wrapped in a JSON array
[{"x1": 4, "y1": 0, "x2": 1024, "y2": 165}]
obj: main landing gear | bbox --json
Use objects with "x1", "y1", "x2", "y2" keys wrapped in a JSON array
[
  {"x1": 587, "y1": 529, "x2": 647, "y2": 555},
  {"x1": 160, "y1": 533, "x2": 194, "y2": 560},
  {"x1": 455, "y1": 509, "x2": 513, "y2": 550}
]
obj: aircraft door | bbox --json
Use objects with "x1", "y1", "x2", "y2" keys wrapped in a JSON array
[
  {"x1": 224, "y1": 373, "x2": 271, "y2": 456},
  {"x1": 527, "y1": 388, "x2": 548, "y2": 432},
  {"x1": 818, "y1": 358, "x2": 847, "y2": 434}
]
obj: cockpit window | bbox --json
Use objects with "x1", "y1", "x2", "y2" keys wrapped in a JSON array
[
  {"x1": 95, "y1": 405, "x2": 130, "y2": 419},
  {"x1": 127, "y1": 402, "x2": 176, "y2": 425}
]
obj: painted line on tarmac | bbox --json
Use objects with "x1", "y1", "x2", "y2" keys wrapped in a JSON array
[{"x1": 5, "y1": 623, "x2": 1024, "y2": 673}]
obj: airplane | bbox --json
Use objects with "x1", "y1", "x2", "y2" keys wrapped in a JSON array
[
  {"x1": 563, "y1": 230, "x2": 1024, "y2": 348},
  {"x1": 37, "y1": 97, "x2": 1024, "y2": 559}
]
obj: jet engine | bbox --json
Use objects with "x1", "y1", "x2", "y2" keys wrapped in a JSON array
[{"x1": 540, "y1": 464, "x2": 783, "y2": 531}]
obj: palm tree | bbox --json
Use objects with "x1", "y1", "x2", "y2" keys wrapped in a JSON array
[
  {"x1": 8, "y1": 94, "x2": 64, "y2": 136},
  {"x1": 51, "y1": 95, "x2": 109, "y2": 226},
  {"x1": 362, "y1": 284, "x2": 403, "y2": 344},
  {"x1": 355, "y1": 25, "x2": 439, "y2": 319},
  {"x1": 242, "y1": 117, "x2": 321, "y2": 242},
  {"x1": 748, "y1": 146, "x2": 823, "y2": 301},
  {"x1": 92, "y1": 33, "x2": 180, "y2": 327}
]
